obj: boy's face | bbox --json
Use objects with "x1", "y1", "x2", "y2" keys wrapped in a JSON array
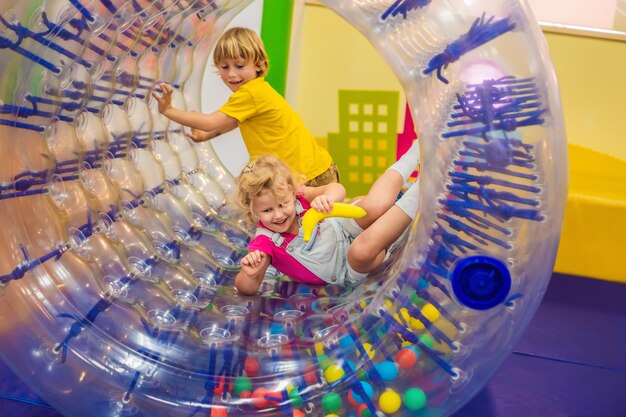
[
  {"x1": 252, "y1": 188, "x2": 298, "y2": 235},
  {"x1": 218, "y1": 57, "x2": 261, "y2": 92}
]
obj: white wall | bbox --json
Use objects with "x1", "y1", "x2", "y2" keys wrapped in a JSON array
[{"x1": 200, "y1": 0, "x2": 264, "y2": 176}]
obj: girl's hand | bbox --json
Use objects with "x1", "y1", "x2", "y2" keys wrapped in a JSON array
[
  {"x1": 310, "y1": 194, "x2": 334, "y2": 213},
  {"x1": 151, "y1": 82, "x2": 174, "y2": 114},
  {"x1": 240, "y1": 250, "x2": 267, "y2": 275},
  {"x1": 187, "y1": 128, "x2": 211, "y2": 143}
]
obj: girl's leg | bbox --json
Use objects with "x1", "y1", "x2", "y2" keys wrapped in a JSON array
[
  {"x1": 355, "y1": 140, "x2": 420, "y2": 229},
  {"x1": 348, "y1": 181, "x2": 420, "y2": 273}
]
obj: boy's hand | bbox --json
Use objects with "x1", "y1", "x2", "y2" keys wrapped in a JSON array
[
  {"x1": 151, "y1": 82, "x2": 174, "y2": 114},
  {"x1": 240, "y1": 250, "x2": 267, "y2": 275},
  {"x1": 187, "y1": 128, "x2": 211, "y2": 143},
  {"x1": 310, "y1": 195, "x2": 334, "y2": 213}
]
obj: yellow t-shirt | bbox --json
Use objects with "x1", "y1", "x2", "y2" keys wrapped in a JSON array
[{"x1": 219, "y1": 77, "x2": 332, "y2": 181}]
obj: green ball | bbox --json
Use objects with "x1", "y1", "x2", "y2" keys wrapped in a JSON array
[
  {"x1": 321, "y1": 392, "x2": 342, "y2": 412},
  {"x1": 419, "y1": 333, "x2": 435, "y2": 349},
  {"x1": 233, "y1": 376, "x2": 252, "y2": 395},
  {"x1": 403, "y1": 387, "x2": 427, "y2": 411},
  {"x1": 289, "y1": 388, "x2": 303, "y2": 407},
  {"x1": 410, "y1": 291, "x2": 425, "y2": 307},
  {"x1": 356, "y1": 368, "x2": 368, "y2": 381},
  {"x1": 318, "y1": 354, "x2": 332, "y2": 370}
]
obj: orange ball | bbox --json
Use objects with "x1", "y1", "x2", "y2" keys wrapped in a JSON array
[
  {"x1": 245, "y1": 357, "x2": 260, "y2": 377},
  {"x1": 293, "y1": 409, "x2": 305, "y2": 417},
  {"x1": 396, "y1": 348, "x2": 417, "y2": 369},
  {"x1": 252, "y1": 388, "x2": 270, "y2": 409},
  {"x1": 304, "y1": 369, "x2": 318, "y2": 384},
  {"x1": 357, "y1": 403, "x2": 369, "y2": 417},
  {"x1": 347, "y1": 389, "x2": 359, "y2": 407},
  {"x1": 210, "y1": 407, "x2": 227, "y2": 417}
]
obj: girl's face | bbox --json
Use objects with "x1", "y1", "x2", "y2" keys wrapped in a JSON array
[
  {"x1": 252, "y1": 189, "x2": 298, "y2": 235},
  {"x1": 218, "y1": 57, "x2": 261, "y2": 92}
]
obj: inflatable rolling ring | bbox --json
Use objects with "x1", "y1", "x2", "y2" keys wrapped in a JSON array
[{"x1": 0, "y1": 0, "x2": 567, "y2": 416}]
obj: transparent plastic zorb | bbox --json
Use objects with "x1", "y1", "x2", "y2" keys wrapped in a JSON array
[{"x1": 0, "y1": 0, "x2": 566, "y2": 416}]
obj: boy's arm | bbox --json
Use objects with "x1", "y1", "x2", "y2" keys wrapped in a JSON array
[
  {"x1": 235, "y1": 250, "x2": 271, "y2": 295},
  {"x1": 152, "y1": 83, "x2": 238, "y2": 141},
  {"x1": 165, "y1": 109, "x2": 238, "y2": 141}
]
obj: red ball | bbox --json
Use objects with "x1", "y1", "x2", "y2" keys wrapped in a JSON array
[
  {"x1": 396, "y1": 348, "x2": 417, "y2": 369},
  {"x1": 252, "y1": 388, "x2": 270, "y2": 409},
  {"x1": 303, "y1": 366, "x2": 318, "y2": 384},
  {"x1": 347, "y1": 389, "x2": 359, "y2": 407},
  {"x1": 211, "y1": 407, "x2": 227, "y2": 417},
  {"x1": 293, "y1": 409, "x2": 305, "y2": 417},
  {"x1": 244, "y1": 357, "x2": 260, "y2": 377},
  {"x1": 239, "y1": 390, "x2": 252, "y2": 399},
  {"x1": 357, "y1": 403, "x2": 371, "y2": 417}
]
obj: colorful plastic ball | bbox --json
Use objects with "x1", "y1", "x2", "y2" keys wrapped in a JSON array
[
  {"x1": 419, "y1": 333, "x2": 436, "y2": 349},
  {"x1": 244, "y1": 357, "x2": 260, "y2": 377},
  {"x1": 270, "y1": 322, "x2": 285, "y2": 334},
  {"x1": 325, "y1": 414, "x2": 340, "y2": 417},
  {"x1": 339, "y1": 334, "x2": 353, "y2": 348},
  {"x1": 374, "y1": 361, "x2": 399, "y2": 381},
  {"x1": 411, "y1": 303, "x2": 441, "y2": 330},
  {"x1": 211, "y1": 406, "x2": 228, "y2": 417},
  {"x1": 251, "y1": 388, "x2": 270, "y2": 409},
  {"x1": 396, "y1": 347, "x2": 418, "y2": 369},
  {"x1": 357, "y1": 403, "x2": 372, "y2": 417},
  {"x1": 321, "y1": 392, "x2": 342, "y2": 413},
  {"x1": 239, "y1": 390, "x2": 251, "y2": 399},
  {"x1": 359, "y1": 343, "x2": 375, "y2": 359},
  {"x1": 324, "y1": 364, "x2": 345, "y2": 383},
  {"x1": 356, "y1": 368, "x2": 368, "y2": 381},
  {"x1": 318, "y1": 354, "x2": 332, "y2": 370},
  {"x1": 403, "y1": 387, "x2": 427, "y2": 411},
  {"x1": 350, "y1": 381, "x2": 374, "y2": 404},
  {"x1": 379, "y1": 390, "x2": 402, "y2": 414},
  {"x1": 344, "y1": 359, "x2": 356, "y2": 373},
  {"x1": 293, "y1": 410, "x2": 305, "y2": 417},
  {"x1": 233, "y1": 376, "x2": 252, "y2": 395},
  {"x1": 289, "y1": 387, "x2": 303, "y2": 407},
  {"x1": 303, "y1": 366, "x2": 318, "y2": 384},
  {"x1": 347, "y1": 389, "x2": 359, "y2": 407}
]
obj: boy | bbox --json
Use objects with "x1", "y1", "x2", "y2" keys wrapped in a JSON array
[{"x1": 152, "y1": 27, "x2": 338, "y2": 186}]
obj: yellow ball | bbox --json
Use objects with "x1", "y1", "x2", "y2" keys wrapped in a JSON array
[
  {"x1": 324, "y1": 364, "x2": 345, "y2": 383},
  {"x1": 410, "y1": 303, "x2": 440, "y2": 330},
  {"x1": 422, "y1": 303, "x2": 440, "y2": 322},
  {"x1": 379, "y1": 390, "x2": 402, "y2": 414},
  {"x1": 359, "y1": 343, "x2": 375, "y2": 359},
  {"x1": 325, "y1": 414, "x2": 340, "y2": 417}
]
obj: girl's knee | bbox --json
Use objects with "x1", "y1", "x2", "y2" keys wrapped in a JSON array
[{"x1": 348, "y1": 239, "x2": 382, "y2": 272}]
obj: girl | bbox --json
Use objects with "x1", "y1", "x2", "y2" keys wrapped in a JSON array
[
  {"x1": 152, "y1": 27, "x2": 338, "y2": 186},
  {"x1": 233, "y1": 141, "x2": 421, "y2": 295}
]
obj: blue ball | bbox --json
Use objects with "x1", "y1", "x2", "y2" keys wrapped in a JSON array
[
  {"x1": 351, "y1": 381, "x2": 374, "y2": 404},
  {"x1": 375, "y1": 361, "x2": 399, "y2": 381}
]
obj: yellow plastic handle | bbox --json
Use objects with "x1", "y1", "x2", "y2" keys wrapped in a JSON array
[{"x1": 301, "y1": 203, "x2": 367, "y2": 241}]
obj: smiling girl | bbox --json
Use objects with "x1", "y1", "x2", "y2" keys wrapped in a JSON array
[{"x1": 233, "y1": 147, "x2": 420, "y2": 295}]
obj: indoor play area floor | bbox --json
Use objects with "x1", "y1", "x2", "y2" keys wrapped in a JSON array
[{"x1": 1, "y1": 272, "x2": 624, "y2": 417}]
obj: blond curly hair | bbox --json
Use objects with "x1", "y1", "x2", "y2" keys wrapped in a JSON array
[
  {"x1": 233, "y1": 154, "x2": 305, "y2": 225},
  {"x1": 213, "y1": 27, "x2": 269, "y2": 77}
]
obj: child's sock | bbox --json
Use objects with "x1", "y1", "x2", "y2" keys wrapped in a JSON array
[
  {"x1": 395, "y1": 180, "x2": 420, "y2": 220},
  {"x1": 387, "y1": 139, "x2": 420, "y2": 183}
]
